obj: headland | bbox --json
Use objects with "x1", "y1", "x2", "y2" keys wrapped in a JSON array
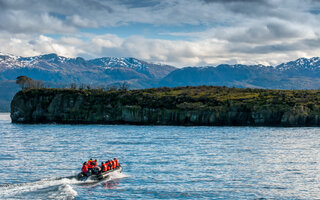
[{"x1": 10, "y1": 86, "x2": 320, "y2": 126}]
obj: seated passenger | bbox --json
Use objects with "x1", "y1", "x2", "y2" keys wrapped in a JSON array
[
  {"x1": 106, "y1": 160, "x2": 112, "y2": 171},
  {"x1": 114, "y1": 158, "x2": 119, "y2": 168},
  {"x1": 101, "y1": 162, "x2": 107, "y2": 172},
  {"x1": 112, "y1": 159, "x2": 116, "y2": 169},
  {"x1": 109, "y1": 160, "x2": 113, "y2": 170},
  {"x1": 93, "y1": 159, "x2": 98, "y2": 167},
  {"x1": 88, "y1": 158, "x2": 93, "y2": 173},
  {"x1": 88, "y1": 158, "x2": 92, "y2": 166},
  {"x1": 81, "y1": 162, "x2": 88, "y2": 176}
]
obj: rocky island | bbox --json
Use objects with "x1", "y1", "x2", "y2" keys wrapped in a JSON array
[{"x1": 10, "y1": 86, "x2": 320, "y2": 126}]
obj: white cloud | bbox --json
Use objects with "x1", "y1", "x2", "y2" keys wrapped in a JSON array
[
  {"x1": 1, "y1": 0, "x2": 320, "y2": 67},
  {"x1": 66, "y1": 15, "x2": 98, "y2": 28}
]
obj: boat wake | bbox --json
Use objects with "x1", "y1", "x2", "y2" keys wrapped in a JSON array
[
  {"x1": 0, "y1": 171, "x2": 128, "y2": 199},
  {"x1": 0, "y1": 177, "x2": 79, "y2": 200}
]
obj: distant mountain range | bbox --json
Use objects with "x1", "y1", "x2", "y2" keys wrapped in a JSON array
[
  {"x1": 1, "y1": 53, "x2": 320, "y2": 111},
  {"x1": 161, "y1": 57, "x2": 320, "y2": 89},
  {"x1": 0, "y1": 53, "x2": 175, "y2": 88}
]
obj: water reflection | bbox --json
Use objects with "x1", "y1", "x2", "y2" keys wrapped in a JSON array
[{"x1": 104, "y1": 179, "x2": 120, "y2": 189}]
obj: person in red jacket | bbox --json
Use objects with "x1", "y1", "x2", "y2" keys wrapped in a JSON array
[
  {"x1": 112, "y1": 159, "x2": 116, "y2": 169},
  {"x1": 101, "y1": 162, "x2": 107, "y2": 172},
  {"x1": 94, "y1": 159, "x2": 98, "y2": 167},
  {"x1": 81, "y1": 162, "x2": 88, "y2": 176},
  {"x1": 114, "y1": 158, "x2": 119, "y2": 168},
  {"x1": 87, "y1": 158, "x2": 94, "y2": 174},
  {"x1": 91, "y1": 159, "x2": 99, "y2": 175},
  {"x1": 88, "y1": 158, "x2": 93, "y2": 168},
  {"x1": 106, "y1": 160, "x2": 112, "y2": 171}
]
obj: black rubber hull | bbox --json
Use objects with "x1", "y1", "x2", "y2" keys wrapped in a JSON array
[{"x1": 77, "y1": 166, "x2": 122, "y2": 181}]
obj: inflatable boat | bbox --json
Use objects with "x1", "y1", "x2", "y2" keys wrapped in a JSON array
[{"x1": 77, "y1": 166, "x2": 122, "y2": 181}]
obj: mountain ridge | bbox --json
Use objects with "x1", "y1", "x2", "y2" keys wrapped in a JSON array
[
  {"x1": 2, "y1": 52, "x2": 320, "y2": 72},
  {"x1": 160, "y1": 57, "x2": 320, "y2": 89}
]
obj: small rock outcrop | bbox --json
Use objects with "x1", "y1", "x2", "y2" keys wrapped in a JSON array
[{"x1": 10, "y1": 86, "x2": 320, "y2": 126}]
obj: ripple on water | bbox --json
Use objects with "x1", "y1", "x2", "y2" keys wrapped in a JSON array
[{"x1": 0, "y1": 114, "x2": 319, "y2": 199}]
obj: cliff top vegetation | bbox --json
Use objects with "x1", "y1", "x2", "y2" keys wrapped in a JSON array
[{"x1": 18, "y1": 86, "x2": 320, "y2": 112}]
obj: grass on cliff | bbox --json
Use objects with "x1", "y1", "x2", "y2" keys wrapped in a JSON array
[{"x1": 20, "y1": 86, "x2": 320, "y2": 112}]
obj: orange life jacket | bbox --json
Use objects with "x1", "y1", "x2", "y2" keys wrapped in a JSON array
[
  {"x1": 104, "y1": 163, "x2": 108, "y2": 171},
  {"x1": 107, "y1": 161, "x2": 112, "y2": 169},
  {"x1": 101, "y1": 163, "x2": 107, "y2": 172},
  {"x1": 115, "y1": 159, "x2": 119, "y2": 167},
  {"x1": 93, "y1": 161, "x2": 97, "y2": 167},
  {"x1": 112, "y1": 160, "x2": 116, "y2": 169},
  {"x1": 88, "y1": 160, "x2": 93, "y2": 169},
  {"x1": 81, "y1": 165, "x2": 88, "y2": 173}
]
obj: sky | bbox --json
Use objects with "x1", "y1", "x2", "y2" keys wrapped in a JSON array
[{"x1": 1, "y1": 0, "x2": 320, "y2": 67}]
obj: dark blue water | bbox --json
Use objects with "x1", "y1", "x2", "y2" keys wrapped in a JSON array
[{"x1": 0, "y1": 113, "x2": 319, "y2": 199}]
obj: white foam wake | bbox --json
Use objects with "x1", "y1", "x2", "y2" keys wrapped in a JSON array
[
  {"x1": 0, "y1": 177, "x2": 79, "y2": 199},
  {"x1": 108, "y1": 171, "x2": 130, "y2": 180},
  {"x1": 48, "y1": 184, "x2": 78, "y2": 200},
  {"x1": 0, "y1": 172, "x2": 129, "y2": 199}
]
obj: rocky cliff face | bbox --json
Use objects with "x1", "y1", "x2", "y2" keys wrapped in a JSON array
[{"x1": 11, "y1": 88, "x2": 320, "y2": 126}]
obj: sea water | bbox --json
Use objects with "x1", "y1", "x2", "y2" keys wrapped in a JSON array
[{"x1": 0, "y1": 113, "x2": 319, "y2": 199}]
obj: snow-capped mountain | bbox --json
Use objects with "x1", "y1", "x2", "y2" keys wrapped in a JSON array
[
  {"x1": 1, "y1": 53, "x2": 320, "y2": 87},
  {"x1": 89, "y1": 57, "x2": 147, "y2": 70},
  {"x1": 160, "y1": 57, "x2": 320, "y2": 89},
  {"x1": 0, "y1": 53, "x2": 83, "y2": 70},
  {"x1": 88, "y1": 57, "x2": 175, "y2": 79},
  {"x1": 0, "y1": 53, "x2": 176, "y2": 82},
  {"x1": 276, "y1": 57, "x2": 320, "y2": 72}
]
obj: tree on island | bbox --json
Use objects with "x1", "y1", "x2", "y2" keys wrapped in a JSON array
[
  {"x1": 118, "y1": 82, "x2": 129, "y2": 91},
  {"x1": 16, "y1": 76, "x2": 44, "y2": 89}
]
